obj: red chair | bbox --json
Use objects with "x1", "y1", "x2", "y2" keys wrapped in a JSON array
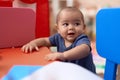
[
  {"x1": 19, "y1": 0, "x2": 50, "y2": 37},
  {"x1": 0, "y1": 0, "x2": 13, "y2": 7},
  {"x1": 36, "y1": 0, "x2": 50, "y2": 38},
  {"x1": 0, "y1": 7, "x2": 36, "y2": 48},
  {"x1": 0, "y1": 0, "x2": 50, "y2": 38},
  {"x1": 0, "y1": 0, "x2": 51, "y2": 78}
]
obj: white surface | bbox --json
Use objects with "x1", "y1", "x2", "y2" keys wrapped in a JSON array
[{"x1": 22, "y1": 61, "x2": 103, "y2": 80}]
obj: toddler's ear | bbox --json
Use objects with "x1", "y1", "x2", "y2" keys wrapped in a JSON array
[
  {"x1": 84, "y1": 24, "x2": 86, "y2": 29},
  {"x1": 55, "y1": 24, "x2": 59, "y2": 28},
  {"x1": 54, "y1": 24, "x2": 57, "y2": 28},
  {"x1": 55, "y1": 24, "x2": 59, "y2": 33},
  {"x1": 51, "y1": 24, "x2": 58, "y2": 35},
  {"x1": 83, "y1": 24, "x2": 86, "y2": 33}
]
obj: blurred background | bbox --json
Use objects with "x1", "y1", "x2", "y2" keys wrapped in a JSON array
[{"x1": 8, "y1": 0, "x2": 120, "y2": 79}]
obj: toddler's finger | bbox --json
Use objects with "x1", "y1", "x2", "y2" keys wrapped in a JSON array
[
  {"x1": 45, "y1": 55, "x2": 51, "y2": 61},
  {"x1": 25, "y1": 47, "x2": 29, "y2": 53},
  {"x1": 21, "y1": 46, "x2": 25, "y2": 52},
  {"x1": 35, "y1": 47, "x2": 39, "y2": 51},
  {"x1": 29, "y1": 46, "x2": 32, "y2": 53}
]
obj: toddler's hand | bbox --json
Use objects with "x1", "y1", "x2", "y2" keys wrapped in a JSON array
[
  {"x1": 21, "y1": 42, "x2": 39, "y2": 53},
  {"x1": 45, "y1": 52, "x2": 65, "y2": 61}
]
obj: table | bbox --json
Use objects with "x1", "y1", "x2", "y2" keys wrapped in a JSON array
[
  {"x1": 0, "y1": 47, "x2": 103, "y2": 80},
  {"x1": 0, "y1": 47, "x2": 52, "y2": 78}
]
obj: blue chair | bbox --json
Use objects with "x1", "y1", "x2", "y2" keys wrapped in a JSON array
[{"x1": 96, "y1": 8, "x2": 120, "y2": 80}]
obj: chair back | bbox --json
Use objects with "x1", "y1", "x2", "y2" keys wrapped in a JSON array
[
  {"x1": 96, "y1": 8, "x2": 120, "y2": 80},
  {"x1": 0, "y1": 7, "x2": 36, "y2": 48},
  {"x1": 36, "y1": 0, "x2": 49, "y2": 38}
]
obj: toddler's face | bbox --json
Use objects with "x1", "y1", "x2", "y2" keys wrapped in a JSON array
[{"x1": 57, "y1": 10, "x2": 85, "y2": 42}]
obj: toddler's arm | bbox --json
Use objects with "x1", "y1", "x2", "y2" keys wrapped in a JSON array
[
  {"x1": 21, "y1": 37, "x2": 51, "y2": 53},
  {"x1": 45, "y1": 44, "x2": 90, "y2": 61},
  {"x1": 63, "y1": 44, "x2": 90, "y2": 60}
]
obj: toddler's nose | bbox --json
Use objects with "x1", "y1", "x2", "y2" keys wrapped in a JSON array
[{"x1": 68, "y1": 25, "x2": 74, "y2": 30}]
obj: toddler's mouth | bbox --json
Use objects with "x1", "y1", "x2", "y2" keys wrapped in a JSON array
[{"x1": 68, "y1": 33, "x2": 75, "y2": 35}]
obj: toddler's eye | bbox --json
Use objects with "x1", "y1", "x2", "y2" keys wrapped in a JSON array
[
  {"x1": 75, "y1": 23, "x2": 80, "y2": 26},
  {"x1": 63, "y1": 23, "x2": 69, "y2": 27}
]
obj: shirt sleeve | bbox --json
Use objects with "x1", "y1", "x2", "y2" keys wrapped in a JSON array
[
  {"x1": 75, "y1": 34, "x2": 92, "y2": 51},
  {"x1": 49, "y1": 33, "x2": 59, "y2": 46}
]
